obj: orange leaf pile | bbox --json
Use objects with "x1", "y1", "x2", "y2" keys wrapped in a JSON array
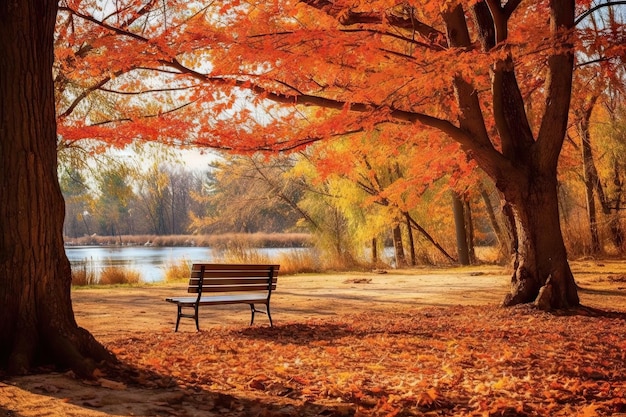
[{"x1": 106, "y1": 305, "x2": 626, "y2": 416}]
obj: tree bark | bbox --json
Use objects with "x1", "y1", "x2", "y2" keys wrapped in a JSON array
[
  {"x1": 0, "y1": 0, "x2": 113, "y2": 375},
  {"x1": 501, "y1": 174, "x2": 579, "y2": 309}
]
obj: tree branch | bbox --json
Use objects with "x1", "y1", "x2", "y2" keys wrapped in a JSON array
[
  {"x1": 575, "y1": 1, "x2": 626, "y2": 26},
  {"x1": 298, "y1": 0, "x2": 446, "y2": 47}
]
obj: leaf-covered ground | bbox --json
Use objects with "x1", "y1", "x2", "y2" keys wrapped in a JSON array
[{"x1": 107, "y1": 305, "x2": 626, "y2": 417}]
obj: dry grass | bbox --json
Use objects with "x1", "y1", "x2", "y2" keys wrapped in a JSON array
[
  {"x1": 72, "y1": 264, "x2": 142, "y2": 286},
  {"x1": 163, "y1": 259, "x2": 192, "y2": 282},
  {"x1": 214, "y1": 241, "x2": 273, "y2": 264},
  {"x1": 71, "y1": 260, "x2": 98, "y2": 286},
  {"x1": 275, "y1": 250, "x2": 322, "y2": 275},
  {"x1": 98, "y1": 266, "x2": 142, "y2": 285}
]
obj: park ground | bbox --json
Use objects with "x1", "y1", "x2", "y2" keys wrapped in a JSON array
[{"x1": 2, "y1": 261, "x2": 626, "y2": 416}]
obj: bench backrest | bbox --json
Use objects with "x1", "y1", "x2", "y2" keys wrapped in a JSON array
[{"x1": 188, "y1": 263, "x2": 279, "y2": 295}]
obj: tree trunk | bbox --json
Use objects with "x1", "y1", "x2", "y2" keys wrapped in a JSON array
[
  {"x1": 581, "y1": 130, "x2": 601, "y2": 254},
  {"x1": 577, "y1": 94, "x2": 602, "y2": 254},
  {"x1": 392, "y1": 224, "x2": 407, "y2": 267},
  {"x1": 502, "y1": 175, "x2": 579, "y2": 309},
  {"x1": 478, "y1": 182, "x2": 513, "y2": 261},
  {"x1": 452, "y1": 192, "x2": 471, "y2": 265},
  {"x1": 463, "y1": 196, "x2": 476, "y2": 264},
  {"x1": 468, "y1": 0, "x2": 579, "y2": 309},
  {"x1": 0, "y1": 0, "x2": 113, "y2": 375},
  {"x1": 371, "y1": 237, "x2": 378, "y2": 264},
  {"x1": 405, "y1": 213, "x2": 416, "y2": 266}
]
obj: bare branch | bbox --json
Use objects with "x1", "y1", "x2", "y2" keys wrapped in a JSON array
[{"x1": 575, "y1": 1, "x2": 626, "y2": 26}]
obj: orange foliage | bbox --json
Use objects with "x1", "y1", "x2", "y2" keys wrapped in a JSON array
[
  {"x1": 54, "y1": 1, "x2": 624, "y2": 265},
  {"x1": 54, "y1": 1, "x2": 623, "y2": 164}
]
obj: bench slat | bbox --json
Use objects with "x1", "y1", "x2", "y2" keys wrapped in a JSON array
[
  {"x1": 188, "y1": 277, "x2": 277, "y2": 286},
  {"x1": 187, "y1": 284, "x2": 276, "y2": 293},
  {"x1": 191, "y1": 264, "x2": 280, "y2": 271},
  {"x1": 191, "y1": 271, "x2": 278, "y2": 278}
]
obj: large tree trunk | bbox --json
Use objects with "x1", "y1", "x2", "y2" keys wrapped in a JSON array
[
  {"x1": 0, "y1": 0, "x2": 113, "y2": 375},
  {"x1": 467, "y1": 0, "x2": 579, "y2": 309},
  {"x1": 502, "y1": 174, "x2": 579, "y2": 309}
]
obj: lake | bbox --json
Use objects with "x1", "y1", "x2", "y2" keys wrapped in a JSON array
[{"x1": 65, "y1": 246, "x2": 304, "y2": 282}]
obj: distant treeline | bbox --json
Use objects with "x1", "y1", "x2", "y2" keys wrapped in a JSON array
[{"x1": 64, "y1": 232, "x2": 312, "y2": 248}]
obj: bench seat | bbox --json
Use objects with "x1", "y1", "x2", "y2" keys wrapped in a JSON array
[{"x1": 165, "y1": 293, "x2": 270, "y2": 306}]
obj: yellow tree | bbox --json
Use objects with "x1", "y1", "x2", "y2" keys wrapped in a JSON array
[{"x1": 299, "y1": 130, "x2": 462, "y2": 265}]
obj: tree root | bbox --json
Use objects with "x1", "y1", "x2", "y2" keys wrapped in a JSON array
[
  {"x1": 46, "y1": 327, "x2": 117, "y2": 378},
  {"x1": 7, "y1": 323, "x2": 116, "y2": 378},
  {"x1": 533, "y1": 275, "x2": 553, "y2": 311}
]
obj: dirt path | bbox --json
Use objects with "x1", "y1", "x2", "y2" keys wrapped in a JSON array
[
  {"x1": 72, "y1": 266, "x2": 511, "y2": 339},
  {"x1": 2, "y1": 261, "x2": 625, "y2": 417}
]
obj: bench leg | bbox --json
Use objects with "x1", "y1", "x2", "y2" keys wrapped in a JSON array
[
  {"x1": 175, "y1": 305, "x2": 182, "y2": 332},
  {"x1": 267, "y1": 303, "x2": 273, "y2": 327},
  {"x1": 249, "y1": 303, "x2": 273, "y2": 327},
  {"x1": 249, "y1": 304, "x2": 256, "y2": 326},
  {"x1": 174, "y1": 304, "x2": 200, "y2": 332}
]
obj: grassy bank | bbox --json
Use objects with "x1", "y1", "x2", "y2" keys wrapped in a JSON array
[{"x1": 64, "y1": 233, "x2": 311, "y2": 248}]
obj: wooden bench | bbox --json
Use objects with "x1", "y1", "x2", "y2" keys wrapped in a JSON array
[{"x1": 165, "y1": 263, "x2": 279, "y2": 331}]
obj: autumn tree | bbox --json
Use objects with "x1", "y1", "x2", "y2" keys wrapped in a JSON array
[
  {"x1": 0, "y1": 0, "x2": 112, "y2": 375},
  {"x1": 55, "y1": 0, "x2": 626, "y2": 309},
  {"x1": 297, "y1": 133, "x2": 460, "y2": 265},
  {"x1": 244, "y1": 0, "x2": 584, "y2": 309}
]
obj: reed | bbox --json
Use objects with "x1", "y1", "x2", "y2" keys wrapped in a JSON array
[
  {"x1": 71, "y1": 259, "x2": 98, "y2": 286},
  {"x1": 214, "y1": 240, "x2": 272, "y2": 264}
]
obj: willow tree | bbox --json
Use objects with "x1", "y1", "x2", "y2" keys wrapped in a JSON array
[{"x1": 0, "y1": 0, "x2": 111, "y2": 374}]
